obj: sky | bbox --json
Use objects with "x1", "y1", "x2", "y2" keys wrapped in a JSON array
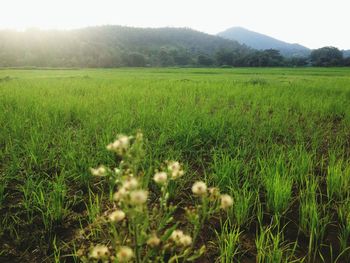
[{"x1": 1, "y1": 0, "x2": 349, "y2": 49}]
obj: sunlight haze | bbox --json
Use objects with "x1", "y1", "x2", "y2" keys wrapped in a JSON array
[{"x1": 1, "y1": 0, "x2": 350, "y2": 49}]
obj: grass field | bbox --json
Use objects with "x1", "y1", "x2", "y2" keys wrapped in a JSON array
[{"x1": 1, "y1": 68, "x2": 350, "y2": 262}]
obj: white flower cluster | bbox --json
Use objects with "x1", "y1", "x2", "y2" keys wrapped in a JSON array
[
  {"x1": 170, "y1": 230, "x2": 193, "y2": 247},
  {"x1": 106, "y1": 134, "x2": 131, "y2": 155},
  {"x1": 89, "y1": 244, "x2": 110, "y2": 260},
  {"x1": 108, "y1": 210, "x2": 125, "y2": 222},
  {"x1": 191, "y1": 181, "x2": 233, "y2": 210},
  {"x1": 89, "y1": 245, "x2": 134, "y2": 262},
  {"x1": 152, "y1": 161, "x2": 185, "y2": 186},
  {"x1": 90, "y1": 165, "x2": 108, "y2": 177},
  {"x1": 167, "y1": 161, "x2": 185, "y2": 179},
  {"x1": 112, "y1": 177, "x2": 148, "y2": 206},
  {"x1": 84, "y1": 132, "x2": 234, "y2": 263},
  {"x1": 147, "y1": 234, "x2": 161, "y2": 247}
]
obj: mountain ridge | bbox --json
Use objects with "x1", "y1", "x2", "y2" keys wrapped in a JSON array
[
  {"x1": 218, "y1": 27, "x2": 311, "y2": 57},
  {"x1": 343, "y1": 50, "x2": 350, "y2": 58}
]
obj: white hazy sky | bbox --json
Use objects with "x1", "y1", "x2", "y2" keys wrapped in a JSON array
[{"x1": 1, "y1": 0, "x2": 349, "y2": 49}]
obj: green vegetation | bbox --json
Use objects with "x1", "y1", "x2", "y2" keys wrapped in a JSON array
[
  {"x1": 310, "y1": 47, "x2": 344, "y2": 67},
  {"x1": 0, "y1": 26, "x2": 248, "y2": 68},
  {"x1": 1, "y1": 67, "x2": 350, "y2": 262},
  {"x1": 0, "y1": 26, "x2": 348, "y2": 68}
]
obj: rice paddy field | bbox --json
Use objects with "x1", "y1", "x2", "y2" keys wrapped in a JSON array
[{"x1": 1, "y1": 67, "x2": 350, "y2": 262}]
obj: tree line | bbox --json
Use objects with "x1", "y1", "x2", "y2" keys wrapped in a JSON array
[
  {"x1": 214, "y1": 46, "x2": 350, "y2": 67},
  {"x1": 0, "y1": 26, "x2": 349, "y2": 68}
]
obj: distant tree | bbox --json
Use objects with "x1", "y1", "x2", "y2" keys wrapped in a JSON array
[
  {"x1": 344, "y1": 57, "x2": 350, "y2": 67},
  {"x1": 97, "y1": 51, "x2": 122, "y2": 68},
  {"x1": 310, "y1": 47, "x2": 343, "y2": 66},
  {"x1": 231, "y1": 50, "x2": 248, "y2": 66},
  {"x1": 158, "y1": 48, "x2": 175, "y2": 66},
  {"x1": 197, "y1": 54, "x2": 214, "y2": 66},
  {"x1": 286, "y1": 57, "x2": 308, "y2": 67},
  {"x1": 238, "y1": 49, "x2": 284, "y2": 67},
  {"x1": 241, "y1": 51, "x2": 260, "y2": 67},
  {"x1": 215, "y1": 49, "x2": 234, "y2": 66},
  {"x1": 263, "y1": 49, "x2": 284, "y2": 66},
  {"x1": 126, "y1": 52, "x2": 147, "y2": 67},
  {"x1": 173, "y1": 50, "x2": 192, "y2": 66}
]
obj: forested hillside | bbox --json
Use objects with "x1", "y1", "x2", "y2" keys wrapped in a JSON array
[{"x1": 0, "y1": 26, "x2": 249, "y2": 67}]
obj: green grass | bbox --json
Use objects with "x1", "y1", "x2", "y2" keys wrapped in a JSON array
[{"x1": 1, "y1": 67, "x2": 350, "y2": 262}]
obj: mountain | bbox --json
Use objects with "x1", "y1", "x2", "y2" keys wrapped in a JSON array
[
  {"x1": 0, "y1": 26, "x2": 250, "y2": 67},
  {"x1": 218, "y1": 27, "x2": 310, "y2": 57},
  {"x1": 343, "y1": 50, "x2": 350, "y2": 58}
]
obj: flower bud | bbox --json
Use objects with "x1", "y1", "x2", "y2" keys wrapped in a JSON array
[
  {"x1": 113, "y1": 187, "x2": 128, "y2": 202},
  {"x1": 90, "y1": 166, "x2": 107, "y2": 177},
  {"x1": 147, "y1": 235, "x2": 161, "y2": 247},
  {"x1": 192, "y1": 181, "x2": 207, "y2": 196},
  {"x1": 153, "y1": 172, "x2": 168, "y2": 185},
  {"x1": 130, "y1": 190, "x2": 148, "y2": 205},
  {"x1": 220, "y1": 194, "x2": 233, "y2": 210},
  {"x1": 108, "y1": 210, "x2": 125, "y2": 222},
  {"x1": 117, "y1": 246, "x2": 134, "y2": 262},
  {"x1": 180, "y1": 235, "x2": 192, "y2": 247},
  {"x1": 168, "y1": 161, "x2": 184, "y2": 179},
  {"x1": 208, "y1": 187, "x2": 220, "y2": 199},
  {"x1": 170, "y1": 230, "x2": 184, "y2": 244},
  {"x1": 89, "y1": 245, "x2": 110, "y2": 260},
  {"x1": 123, "y1": 178, "x2": 138, "y2": 190}
]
